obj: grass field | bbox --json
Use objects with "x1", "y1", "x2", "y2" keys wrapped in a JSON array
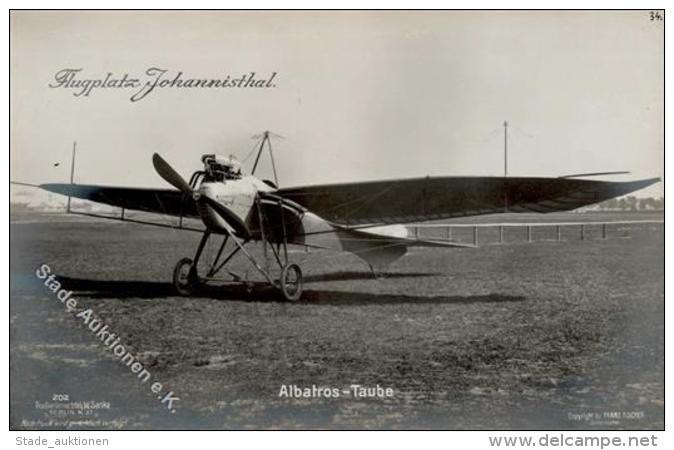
[{"x1": 9, "y1": 211, "x2": 664, "y2": 429}]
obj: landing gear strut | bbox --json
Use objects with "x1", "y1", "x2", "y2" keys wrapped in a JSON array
[{"x1": 171, "y1": 197, "x2": 304, "y2": 301}]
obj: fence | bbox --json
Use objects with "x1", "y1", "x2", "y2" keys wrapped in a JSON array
[{"x1": 406, "y1": 220, "x2": 664, "y2": 246}]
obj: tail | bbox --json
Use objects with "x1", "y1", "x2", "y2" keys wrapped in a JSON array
[{"x1": 335, "y1": 225, "x2": 474, "y2": 275}]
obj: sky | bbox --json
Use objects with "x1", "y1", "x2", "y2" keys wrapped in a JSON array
[{"x1": 10, "y1": 11, "x2": 664, "y2": 203}]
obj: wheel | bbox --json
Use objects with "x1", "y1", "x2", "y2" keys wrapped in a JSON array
[
  {"x1": 279, "y1": 263, "x2": 303, "y2": 301},
  {"x1": 173, "y1": 257, "x2": 199, "y2": 296}
]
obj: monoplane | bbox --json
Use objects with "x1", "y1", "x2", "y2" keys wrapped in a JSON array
[{"x1": 26, "y1": 132, "x2": 659, "y2": 301}]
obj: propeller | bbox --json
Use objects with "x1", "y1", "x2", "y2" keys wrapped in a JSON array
[
  {"x1": 152, "y1": 153, "x2": 193, "y2": 194},
  {"x1": 151, "y1": 153, "x2": 251, "y2": 238}
]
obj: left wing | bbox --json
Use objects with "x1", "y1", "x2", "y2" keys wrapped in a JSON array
[{"x1": 39, "y1": 183, "x2": 199, "y2": 218}]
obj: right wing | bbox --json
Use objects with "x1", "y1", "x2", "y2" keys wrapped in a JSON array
[{"x1": 276, "y1": 176, "x2": 660, "y2": 226}]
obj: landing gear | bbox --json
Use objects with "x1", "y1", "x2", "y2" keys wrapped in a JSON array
[
  {"x1": 280, "y1": 263, "x2": 303, "y2": 301},
  {"x1": 173, "y1": 257, "x2": 199, "y2": 296},
  {"x1": 171, "y1": 196, "x2": 305, "y2": 301},
  {"x1": 173, "y1": 230, "x2": 211, "y2": 297}
]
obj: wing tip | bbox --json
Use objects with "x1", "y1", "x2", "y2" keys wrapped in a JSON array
[{"x1": 624, "y1": 177, "x2": 661, "y2": 191}]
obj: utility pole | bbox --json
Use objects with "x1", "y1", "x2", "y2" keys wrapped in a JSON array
[
  {"x1": 503, "y1": 120, "x2": 508, "y2": 177},
  {"x1": 67, "y1": 141, "x2": 76, "y2": 212},
  {"x1": 503, "y1": 121, "x2": 509, "y2": 212}
]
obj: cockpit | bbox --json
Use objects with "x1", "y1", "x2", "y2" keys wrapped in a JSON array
[{"x1": 201, "y1": 154, "x2": 242, "y2": 182}]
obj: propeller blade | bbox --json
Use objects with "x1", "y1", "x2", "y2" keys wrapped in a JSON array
[
  {"x1": 152, "y1": 153, "x2": 192, "y2": 193},
  {"x1": 200, "y1": 196, "x2": 251, "y2": 239}
]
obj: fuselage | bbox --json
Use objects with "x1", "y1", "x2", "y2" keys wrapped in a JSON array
[
  {"x1": 196, "y1": 175, "x2": 275, "y2": 234},
  {"x1": 191, "y1": 166, "x2": 414, "y2": 273}
]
